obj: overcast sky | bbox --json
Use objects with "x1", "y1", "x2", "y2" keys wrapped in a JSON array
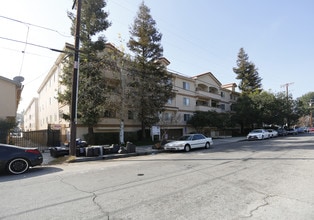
[{"x1": 1, "y1": 0, "x2": 313, "y2": 112}]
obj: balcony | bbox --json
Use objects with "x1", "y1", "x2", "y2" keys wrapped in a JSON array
[{"x1": 195, "y1": 89, "x2": 221, "y2": 100}]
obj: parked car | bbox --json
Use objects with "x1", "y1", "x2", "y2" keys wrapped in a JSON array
[
  {"x1": 163, "y1": 133, "x2": 213, "y2": 152},
  {"x1": 0, "y1": 144, "x2": 43, "y2": 175},
  {"x1": 276, "y1": 127, "x2": 287, "y2": 136},
  {"x1": 247, "y1": 129, "x2": 269, "y2": 140},
  {"x1": 295, "y1": 126, "x2": 305, "y2": 133},
  {"x1": 286, "y1": 128, "x2": 298, "y2": 135},
  {"x1": 267, "y1": 129, "x2": 278, "y2": 138}
]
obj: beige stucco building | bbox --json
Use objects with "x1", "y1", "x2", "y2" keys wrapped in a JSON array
[
  {"x1": 0, "y1": 76, "x2": 23, "y2": 121},
  {"x1": 23, "y1": 43, "x2": 239, "y2": 141}
]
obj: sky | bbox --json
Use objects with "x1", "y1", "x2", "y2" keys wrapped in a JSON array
[{"x1": 0, "y1": 0, "x2": 313, "y2": 113}]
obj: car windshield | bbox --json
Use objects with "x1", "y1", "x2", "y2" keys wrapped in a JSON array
[{"x1": 178, "y1": 135, "x2": 192, "y2": 141}]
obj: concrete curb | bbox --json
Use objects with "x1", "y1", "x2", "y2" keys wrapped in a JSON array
[{"x1": 44, "y1": 137, "x2": 247, "y2": 164}]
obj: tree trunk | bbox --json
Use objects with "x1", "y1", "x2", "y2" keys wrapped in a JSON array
[
  {"x1": 88, "y1": 126, "x2": 95, "y2": 145},
  {"x1": 141, "y1": 121, "x2": 146, "y2": 139}
]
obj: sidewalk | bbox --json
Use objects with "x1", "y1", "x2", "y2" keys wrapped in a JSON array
[{"x1": 42, "y1": 136, "x2": 246, "y2": 165}]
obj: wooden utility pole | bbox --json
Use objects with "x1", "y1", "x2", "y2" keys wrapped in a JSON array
[
  {"x1": 281, "y1": 82, "x2": 294, "y2": 98},
  {"x1": 69, "y1": 0, "x2": 81, "y2": 156}
]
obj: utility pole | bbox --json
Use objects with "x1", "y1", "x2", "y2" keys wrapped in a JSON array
[
  {"x1": 309, "y1": 99, "x2": 314, "y2": 128},
  {"x1": 69, "y1": 0, "x2": 81, "y2": 156},
  {"x1": 281, "y1": 82, "x2": 294, "y2": 98}
]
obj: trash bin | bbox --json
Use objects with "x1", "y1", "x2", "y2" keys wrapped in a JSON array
[
  {"x1": 85, "y1": 147, "x2": 94, "y2": 157},
  {"x1": 126, "y1": 142, "x2": 136, "y2": 153}
]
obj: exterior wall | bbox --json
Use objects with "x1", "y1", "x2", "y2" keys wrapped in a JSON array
[
  {"x1": 0, "y1": 76, "x2": 22, "y2": 120},
  {"x1": 37, "y1": 53, "x2": 68, "y2": 130},
  {"x1": 24, "y1": 43, "x2": 239, "y2": 141},
  {"x1": 159, "y1": 72, "x2": 239, "y2": 136},
  {"x1": 23, "y1": 98, "x2": 38, "y2": 131}
]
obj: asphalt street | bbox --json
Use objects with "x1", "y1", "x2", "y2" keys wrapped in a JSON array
[{"x1": 1, "y1": 134, "x2": 314, "y2": 220}]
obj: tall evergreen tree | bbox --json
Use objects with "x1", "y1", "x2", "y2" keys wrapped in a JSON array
[
  {"x1": 58, "y1": 0, "x2": 111, "y2": 144},
  {"x1": 127, "y1": 2, "x2": 174, "y2": 139},
  {"x1": 233, "y1": 48, "x2": 262, "y2": 94}
]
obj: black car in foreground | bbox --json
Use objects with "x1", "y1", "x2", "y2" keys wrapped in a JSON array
[{"x1": 0, "y1": 144, "x2": 43, "y2": 175}]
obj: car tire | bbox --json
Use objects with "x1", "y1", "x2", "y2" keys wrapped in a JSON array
[
  {"x1": 7, "y1": 158, "x2": 30, "y2": 175},
  {"x1": 184, "y1": 145, "x2": 191, "y2": 152},
  {"x1": 205, "y1": 142, "x2": 210, "y2": 149}
]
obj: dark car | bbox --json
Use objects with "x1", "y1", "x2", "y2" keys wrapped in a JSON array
[
  {"x1": 0, "y1": 144, "x2": 43, "y2": 175},
  {"x1": 276, "y1": 127, "x2": 287, "y2": 136}
]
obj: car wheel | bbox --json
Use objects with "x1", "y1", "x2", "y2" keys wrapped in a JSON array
[
  {"x1": 205, "y1": 142, "x2": 210, "y2": 149},
  {"x1": 184, "y1": 145, "x2": 191, "y2": 152},
  {"x1": 7, "y1": 158, "x2": 30, "y2": 175}
]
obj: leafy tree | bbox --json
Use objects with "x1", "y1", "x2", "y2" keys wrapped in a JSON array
[
  {"x1": 58, "y1": 0, "x2": 111, "y2": 144},
  {"x1": 233, "y1": 48, "x2": 262, "y2": 94},
  {"x1": 188, "y1": 111, "x2": 231, "y2": 133},
  {"x1": 231, "y1": 94, "x2": 258, "y2": 132},
  {"x1": 0, "y1": 118, "x2": 16, "y2": 143},
  {"x1": 127, "y1": 2, "x2": 174, "y2": 139},
  {"x1": 297, "y1": 92, "x2": 314, "y2": 116},
  {"x1": 188, "y1": 111, "x2": 210, "y2": 133}
]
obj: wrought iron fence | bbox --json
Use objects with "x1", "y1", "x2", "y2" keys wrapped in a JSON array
[{"x1": 9, "y1": 129, "x2": 61, "y2": 152}]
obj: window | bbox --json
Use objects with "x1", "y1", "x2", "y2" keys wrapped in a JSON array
[
  {"x1": 128, "y1": 110, "x2": 134, "y2": 120},
  {"x1": 183, "y1": 97, "x2": 190, "y2": 106},
  {"x1": 164, "y1": 112, "x2": 172, "y2": 121},
  {"x1": 184, "y1": 114, "x2": 191, "y2": 121},
  {"x1": 221, "y1": 92, "x2": 225, "y2": 97},
  {"x1": 104, "y1": 110, "x2": 116, "y2": 118},
  {"x1": 183, "y1": 82, "x2": 190, "y2": 90},
  {"x1": 167, "y1": 98, "x2": 172, "y2": 105},
  {"x1": 220, "y1": 104, "x2": 225, "y2": 110}
]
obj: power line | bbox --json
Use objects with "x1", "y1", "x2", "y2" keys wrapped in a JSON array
[
  {"x1": 0, "y1": 15, "x2": 71, "y2": 38},
  {"x1": 0, "y1": 36, "x2": 69, "y2": 53}
]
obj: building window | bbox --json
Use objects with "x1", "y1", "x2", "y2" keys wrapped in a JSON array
[
  {"x1": 183, "y1": 82, "x2": 190, "y2": 90},
  {"x1": 104, "y1": 110, "x2": 116, "y2": 118},
  {"x1": 183, "y1": 97, "x2": 190, "y2": 106},
  {"x1": 164, "y1": 112, "x2": 172, "y2": 121},
  {"x1": 167, "y1": 98, "x2": 172, "y2": 105},
  {"x1": 128, "y1": 110, "x2": 134, "y2": 120},
  {"x1": 184, "y1": 114, "x2": 191, "y2": 121},
  {"x1": 221, "y1": 92, "x2": 225, "y2": 97},
  {"x1": 220, "y1": 104, "x2": 225, "y2": 110}
]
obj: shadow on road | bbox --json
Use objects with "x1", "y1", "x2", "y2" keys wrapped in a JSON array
[{"x1": 0, "y1": 166, "x2": 63, "y2": 182}]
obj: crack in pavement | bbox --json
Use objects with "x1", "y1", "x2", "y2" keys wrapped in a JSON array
[{"x1": 58, "y1": 175, "x2": 110, "y2": 218}]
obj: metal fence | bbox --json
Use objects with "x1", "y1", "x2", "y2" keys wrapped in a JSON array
[{"x1": 9, "y1": 129, "x2": 61, "y2": 152}]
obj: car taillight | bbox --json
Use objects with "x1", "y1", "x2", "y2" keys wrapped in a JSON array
[{"x1": 25, "y1": 149, "x2": 41, "y2": 155}]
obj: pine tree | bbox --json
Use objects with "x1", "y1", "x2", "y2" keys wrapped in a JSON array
[
  {"x1": 233, "y1": 48, "x2": 262, "y2": 94},
  {"x1": 58, "y1": 0, "x2": 111, "y2": 144},
  {"x1": 127, "y1": 2, "x2": 174, "y2": 139}
]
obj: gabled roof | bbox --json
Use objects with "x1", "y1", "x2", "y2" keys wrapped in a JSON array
[{"x1": 192, "y1": 72, "x2": 222, "y2": 86}]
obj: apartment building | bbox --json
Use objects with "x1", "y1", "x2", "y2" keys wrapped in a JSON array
[
  {"x1": 0, "y1": 76, "x2": 23, "y2": 120},
  {"x1": 23, "y1": 98, "x2": 39, "y2": 131},
  {"x1": 24, "y1": 43, "x2": 239, "y2": 141},
  {"x1": 158, "y1": 71, "x2": 238, "y2": 137}
]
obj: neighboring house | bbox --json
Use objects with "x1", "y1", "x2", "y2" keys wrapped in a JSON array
[
  {"x1": 24, "y1": 43, "x2": 239, "y2": 142},
  {"x1": 0, "y1": 76, "x2": 23, "y2": 120}
]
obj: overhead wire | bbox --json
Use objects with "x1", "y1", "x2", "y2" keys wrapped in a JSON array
[{"x1": 0, "y1": 15, "x2": 72, "y2": 38}]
